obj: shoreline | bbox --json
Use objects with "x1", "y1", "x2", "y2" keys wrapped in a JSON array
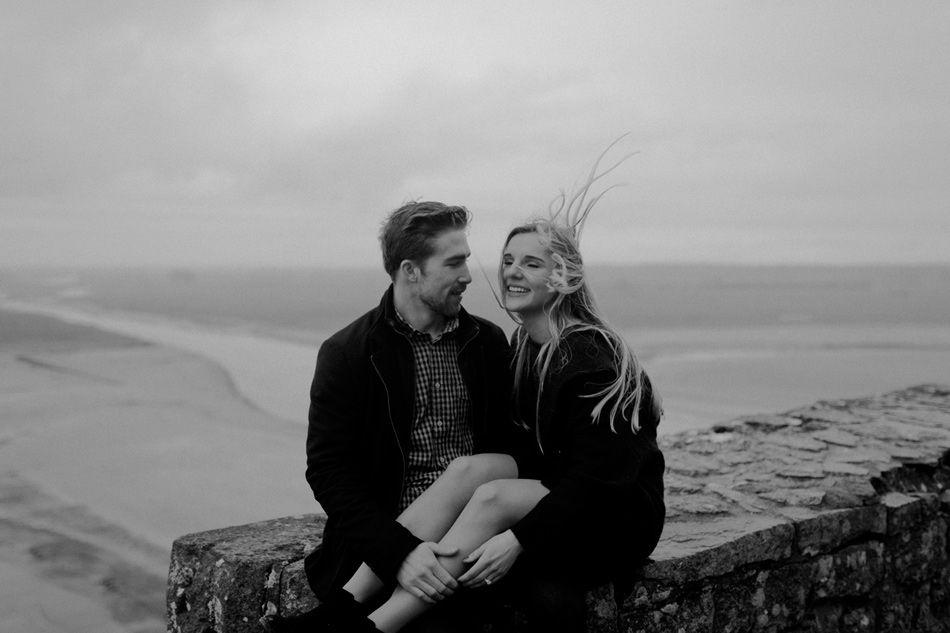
[
  {"x1": 0, "y1": 305, "x2": 319, "y2": 633},
  {"x1": 1, "y1": 300, "x2": 321, "y2": 425},
  {"x1": 6, "y1": 299, "x2": 950, "y2": 435}
]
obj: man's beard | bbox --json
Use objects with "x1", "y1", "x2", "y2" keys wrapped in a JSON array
[{"x1": 421, "y1": 288, "x2": 462, "y2": 317}]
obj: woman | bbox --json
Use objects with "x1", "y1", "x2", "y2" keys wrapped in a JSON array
[
  {"x1": 485, "y1": 212, "x2": 666, "y2": 586},
  {"x1": 264, "y1": 150, "x2": 665, "y2": 633}
]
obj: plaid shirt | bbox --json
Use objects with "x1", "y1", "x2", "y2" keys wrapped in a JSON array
[{"x1": 393, "y1": 311, "x2": 474, "y2": 512}]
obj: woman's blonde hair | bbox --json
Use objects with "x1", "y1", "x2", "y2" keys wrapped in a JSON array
[{"x1": 500, "y1": 137, "x2": 661, "y2": 437}]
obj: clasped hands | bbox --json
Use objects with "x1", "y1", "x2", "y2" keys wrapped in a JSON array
[{"x1": 396, "y1": 530, "x2": 523, "y2": 604}]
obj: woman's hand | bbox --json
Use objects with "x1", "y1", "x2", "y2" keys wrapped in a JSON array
[{"x1": 458, "y1": 530, "x2": 523, "y2": 588}]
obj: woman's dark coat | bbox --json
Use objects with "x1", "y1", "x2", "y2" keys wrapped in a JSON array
[{"x1": 508, "y1": 329, "x2": 665, "y2": 580}]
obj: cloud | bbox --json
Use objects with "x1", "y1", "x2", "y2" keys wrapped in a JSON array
[{"x1": 1, "y1": 1, "x2": 948, "y2": 266}]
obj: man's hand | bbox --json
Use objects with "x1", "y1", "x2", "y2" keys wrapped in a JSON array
[{"x1": 396, "y1": 542, "x2": 460, "y2": 604}]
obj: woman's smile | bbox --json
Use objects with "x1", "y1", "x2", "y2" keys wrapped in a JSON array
[{"x1": 501, "y1": 232, "x2": 557, "y2": 317}]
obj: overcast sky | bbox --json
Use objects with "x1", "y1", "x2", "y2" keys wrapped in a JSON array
[{"x1": 3, "y1": 1, "x2": 948, "y2": 268}]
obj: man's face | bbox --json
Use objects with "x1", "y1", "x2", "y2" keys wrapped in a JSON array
[{"x1": 415, "y1": 229, "x2": 472, "y2": 318}]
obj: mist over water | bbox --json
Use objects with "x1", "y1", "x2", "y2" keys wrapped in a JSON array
[{"x1": 5, "y1": 264, "x2": 949, "y2": 338}]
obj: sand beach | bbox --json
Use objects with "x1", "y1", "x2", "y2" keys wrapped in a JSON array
[{"x1": 0, "y1": 308, "x2": 316, "y2": 632}]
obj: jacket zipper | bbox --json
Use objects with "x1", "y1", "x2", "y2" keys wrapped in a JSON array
[{"x1": 372, "y1": 355, "x2": 407, "y2": 505}]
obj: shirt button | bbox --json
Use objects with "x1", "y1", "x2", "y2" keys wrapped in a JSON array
[
  {"x1": 436, "y1": 420, "x2": 443, "y2": 427},
  {"x1": 434, "y1": 382, "x2": 441, "y2": 389}
]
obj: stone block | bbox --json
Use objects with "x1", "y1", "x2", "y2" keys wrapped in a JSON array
[
  {"x1": 167, "y1": 514, "x2": 324, "y2": 633},
  {"x1": 708, "y1": 569, "x2": 760, "y2": 633},
  {"x1": 813, "y1": 429, "x2": 862, "y2": 448},
  {"x1": 278, "y1": 559, "x2": 320, "y2": 615},
  {"x1": 884, "y1": 514, "x2": 947, "y2": 586},
  {"x1": 666, "y1": 493, "x2": 734, "y2": 518},
  {"x1": 735, "y1": 414, "x2": 801, "y2": 430},
  {"x1": 813, "y1": 542, "x2": 884, "y2": 600},
  {"x1": 619, "y1": 584, "x2": 714, "y2": 633},
  {"x1": 788, "y1": 506, "x2": 886, "y2": 557},
  {"x1": 929, "y1": 564, "x2": 950, "y2": 627},
  {"x1": 586, "y1": 583, "x2": 619, "y2": 633},
  {"x1": 799, "y1": 603, "x2": 843, "y2": 632},
  {"x1": 876, "y1": 582, "x2": 935, "y2": 632},
  {"x1": 796, "y1": 409, "x2": 866, "y2": 426},
  {"x1": 767, "y1": 434, "x2": 828, "y2": 453},
  {"x1": 705, "y1": 483, "x2": 771, "y2": 514},
  {"x1": 666, "y1": 453, "x2": 723, "y2": 477},
  {"x1": 711, "y1": 566, "x2": 810, "y2": 632},
  {"x1": 820, "y1": 477, "x2": 879, "y2": 509},
  {"x1": 643, "y1": 517, "x2": 793, "y2": 585},
  {"x1": 903, "y1": 409, "x2": 950, "y2": 429},
  {"x1": 882, "y1": 492, "x2": 939, "y2": 535},
  {"x1": 760, "y1": 488, "x2": 826, "y2": 507},
  {"x1": 839, "y1": 604, "x2": 875, "y2": 632}
]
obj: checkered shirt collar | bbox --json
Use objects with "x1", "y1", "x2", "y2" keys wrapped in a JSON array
[{"x1": 392, "y1": 308, "x2": 459, "y2": 341}]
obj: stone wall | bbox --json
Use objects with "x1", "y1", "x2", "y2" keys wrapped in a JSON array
[{"x1": 167, "y1": 384, "x2": 950, "y2": 632}]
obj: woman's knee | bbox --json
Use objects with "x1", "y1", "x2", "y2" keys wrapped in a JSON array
[
  {"x1": 444, "y1": 454, "x2": 517, "y2": 488},
  {"x1": 467, "y1": 480, "x2": 519, "y2": 523}
]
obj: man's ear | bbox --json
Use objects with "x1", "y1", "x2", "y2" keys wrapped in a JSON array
[{"x1": 399, "y1": 260, "x2": 419, "y2": 283}]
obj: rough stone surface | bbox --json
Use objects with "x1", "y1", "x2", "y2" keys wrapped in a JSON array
[
  {"x1": 167, "y1": 384, "x2": 950, "y2": 632},
  {"x1": 167, "y1": 515, "x2": 324, "y2": 633}
]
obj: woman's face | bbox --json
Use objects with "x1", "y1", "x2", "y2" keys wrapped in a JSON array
[{"x1": 501, "y1": 231, "x2": 557, "y2": 317}]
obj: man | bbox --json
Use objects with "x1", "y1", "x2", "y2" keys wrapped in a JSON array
[{"x1": 262, "y1": 201, "x2": 512, "y2": 633}]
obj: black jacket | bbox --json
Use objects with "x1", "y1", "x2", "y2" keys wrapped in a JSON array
[
  {"x1": 508, "y1": 329, "x2": 665, "y2": 579},
  {"x1": 303, "y1": 286, "x2": 512, "y2": 597}
]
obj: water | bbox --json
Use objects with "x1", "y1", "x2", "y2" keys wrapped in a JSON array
[
  {"x1": 2, "y1": 264, "x2": 949, "y2": 432},
  {"x1": 4, "y1": 264, "x2": 949, "y2": 335}
]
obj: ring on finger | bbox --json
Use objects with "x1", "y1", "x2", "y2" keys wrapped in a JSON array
[{"x1": 484, "y1": 578, "x2": 493, "y2": 586}]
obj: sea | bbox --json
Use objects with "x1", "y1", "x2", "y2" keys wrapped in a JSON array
[{"x1": 2, "y1": 264, "x2": 949, "y2": 434}]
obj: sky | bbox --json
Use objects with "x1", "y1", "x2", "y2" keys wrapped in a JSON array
[{"x1": 2, "y1": 1, "x2": 948, "y2": 268}]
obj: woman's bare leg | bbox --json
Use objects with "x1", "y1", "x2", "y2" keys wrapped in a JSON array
[
  {"x1": 369, "y1": 479, "x2": 550, "y2": 632},
  {"x1": 343, "y1": 454, "x2": 518, "y2": 603}
]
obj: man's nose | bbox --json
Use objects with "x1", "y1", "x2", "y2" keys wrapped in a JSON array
[{"x1": 459, "y1": 263, "x2": 472, "y2": 285}]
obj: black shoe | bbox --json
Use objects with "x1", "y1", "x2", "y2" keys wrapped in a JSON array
[
  {"x1": 260, "y1": 589, "x2": 367, "y2": 633},
  {"x1": 328, "y1": 613, "x2": 382, "y2": 633}
]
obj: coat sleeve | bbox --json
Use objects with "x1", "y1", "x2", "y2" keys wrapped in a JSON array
[
  {"x1": 508, "y1": 370, "x2": 664, "y2": 555},
  {"x1": 305, "y1": 337, "x2": 422, "y2": 584}
]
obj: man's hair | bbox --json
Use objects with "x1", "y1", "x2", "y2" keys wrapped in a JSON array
[{"x1": 379, "y1": 201, "x2": 472, "y2": 279}]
